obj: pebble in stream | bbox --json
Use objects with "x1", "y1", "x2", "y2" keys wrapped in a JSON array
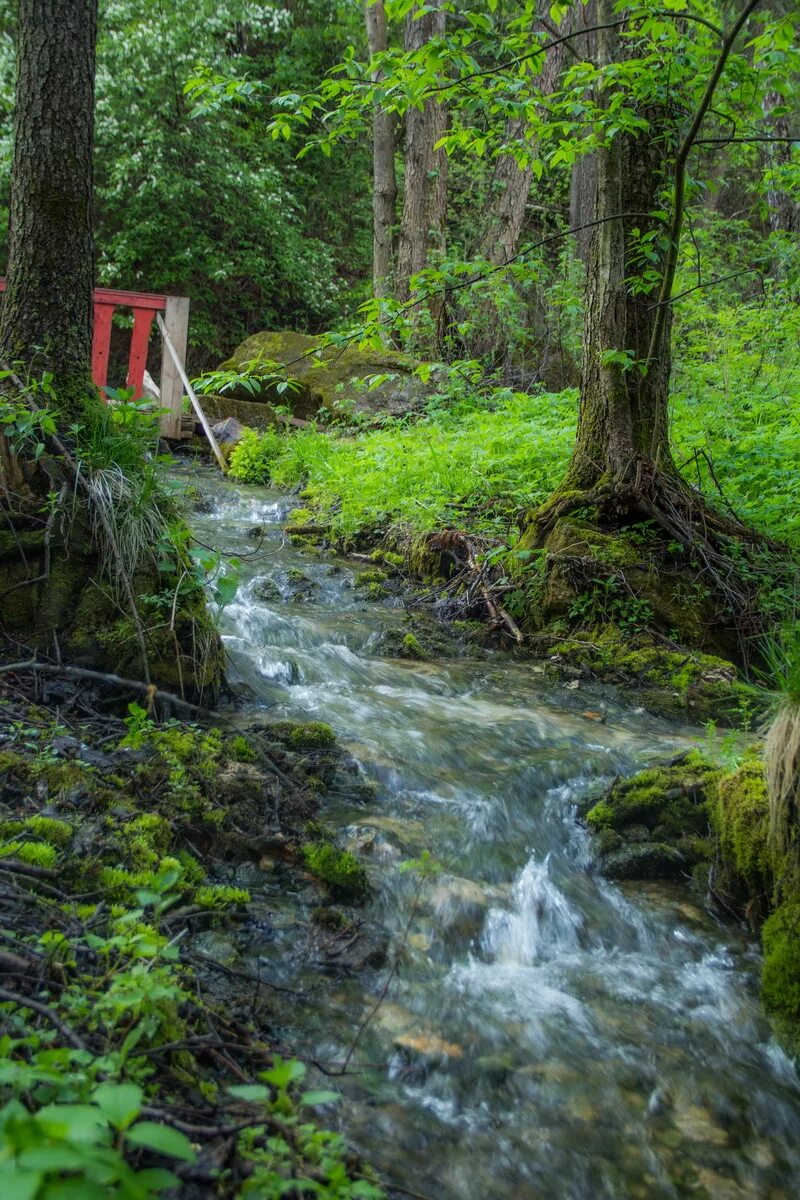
[{"x1": 185, "y1": 467, "x2": 800, "y2": 1200}]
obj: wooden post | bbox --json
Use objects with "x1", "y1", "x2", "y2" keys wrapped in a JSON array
[
  {"x1": 126, "y1": 307, "x2": 156, "y2": 400},
  {"x1": 158, "y1": 295, "x2": 189, "y2": 438},
  {"x1": 156, "y1": 313, "x2": 228, "y2": 474},
  {"x1": 91, "y1": 301, "x2": 115, "y2": 393}
]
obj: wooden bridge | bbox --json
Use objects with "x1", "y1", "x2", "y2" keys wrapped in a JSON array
[{"x1": 0, "y1": 282, "x2": 190, "y2": 439}]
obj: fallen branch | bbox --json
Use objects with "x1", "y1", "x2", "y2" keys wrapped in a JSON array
[{"x1": 0, "y1": 660, "x2": 213, "y2": 718}]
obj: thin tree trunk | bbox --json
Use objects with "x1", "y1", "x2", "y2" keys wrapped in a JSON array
[
  {"x1": 568, "y1": 0, "x2": 598, "y2": 264},
  {"x1": 365, "y1": 0, "x2": 397, "y2": 299},
  {"x1": 0, "y1": 0, "x2": 98, "y2": 413},
  {"x1": 395, "y1": 1, "x2": 447, "y2": 303},
  {"x1": 565, "y1": 0, "x2": 673, "y2": 490},
  {"x1": 763, "y1": 88, "x2": 800, "y2": 237},
  {"x1": 478, "y1": 3, "x2": 574, "y2": 266}
]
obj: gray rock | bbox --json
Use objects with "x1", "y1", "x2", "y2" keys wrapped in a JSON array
[
  {"x1": 211, "y1": 416, "x2": 245, "y2": 446},
  {"x1": 602, "y1": 842, "x2": 686, "y2": 880}
]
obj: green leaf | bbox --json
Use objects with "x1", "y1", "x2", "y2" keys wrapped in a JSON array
[
  {"x1": 92, "y1": 1082, "x2": 143, "y2": 1131},
  {"x1": 126, "y1": 1121, "x2": 196, "y2": 1162},
  {"x1": 133, "y1": 1168, "x2": 181, "y2": 1191},
  {"x1": 299, "y1": 1089, "x2": 340, "y2": 1107},
  {"x1": 35, "y1": 1103, "x2": 109, "y2": 1143},
  {"x1": 3, "y1": 1166, "x2": 43, "y2": 1200},
  {"x1": 226, "y1": 1084, "x2": 269, "y2": 1102},
  {"x1": 261, "y1": 1056, "x2": 306, "y2": 1090}
]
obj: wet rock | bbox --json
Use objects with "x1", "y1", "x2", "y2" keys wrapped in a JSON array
[
  {"x1": 602, "y1": 843, "x2": 686, "y2": 880},
  {"x1": 246, "y1": 525, "x2": 266, "y2": 539},
  {"x1": 251, "y1": 576, "x2": 282, "y2": 603},
  {"x1": 314, "y1": 919, "x2": 389, "y2": 973},
  {"x1": 673, "y1": 1103, "x2": 730, "y2": 1146},
  {"x1": 210, "y1": 416, "x2": 244, "y2": 447},
  {"x1": 214, "y1": 761, "x2": 271, "y2": 808},
  {"x1": 429, "y1": 874, "x2": 488, "y2": 936},
  {"x1": 192, "y1": 930, "x2": 238, "y2": 966},
  {"x1": 393, "y1": 1031, "x2": 463, "y2": 1065},
  {"x1": 476, "y1": 1051, "x2": 515, "y2": 1083}
]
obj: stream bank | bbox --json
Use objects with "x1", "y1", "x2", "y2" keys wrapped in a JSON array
[{"x1": 187, "y1": 467, "x2": 799, "y2": 1199}]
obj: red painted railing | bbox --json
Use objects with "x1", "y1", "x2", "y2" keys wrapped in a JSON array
[{"x1": 0, "y1": 282, "x2": 192, "y2": 437}]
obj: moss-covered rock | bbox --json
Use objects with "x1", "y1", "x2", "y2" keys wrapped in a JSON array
[
  {"x1": 712, "y1": 756, "x2": 772, "y2": 913},
  {"x1": 761, "y1": 902, "x2": 800, "y2": 1050},
  {"x1": 544, "y1": 625, "x2": 762, "y2": 727},
  {"x1": 583, "y1": 751, "x2": 721, "y2": 880},
  {"x1": 219, "y1": 330, "x2": 431, "y2": 421},
  {"x1": 584, "y1": 745, "x2": 800, "y2": 1057},
  {"x1": 301, "y1": 840, "x2": 369, "y2": 902}
]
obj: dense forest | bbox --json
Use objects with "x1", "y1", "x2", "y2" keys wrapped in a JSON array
[{"x1": 0, "y1": 2, "x2": 799, "y2": 1198}]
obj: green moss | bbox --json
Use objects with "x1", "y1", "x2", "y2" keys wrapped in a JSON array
[
  {"x1": 287, "y1": 507, "x2": 315, "y2": 526},
  {"x1": 354, "y1": 568, "x2": 389, "y2": 595},
  {"x1": 761, "y1": 902, "x2": 800, "y2": 1035},
  {"x1": 22, "y1": 816, "x2": 72, "y2": 846},
  {"x1": 302, "y1": 841, "x2": 369, "y2": 902},
  {"x1": 35, "y1": 761, "x2": 95, "y2": 796},
  {"x1": 401, "y1": 633, "x2": 428, "y2": 660},
  {"x1": 228, "y1": 734, "x2": 257, "y2": 763},
  {"x1": 287, "y1": 722, "x2": 337, "y2": 750},
  {"x1": 311, "y1": 905, "x2": 348, "y2": 930},
  {"x1": 117, "y1": 814, "x2": 172, "y2": 869},
  {"x1": 194, "y1": 885, "x2": 251, "y2": 909},
  {"x1": 175, "y1": 850, "x2": 205, "y2": 886},
  {"x1": 2, "y1": 841, "x2": 58, "y2": 869},
  {"x1": 370, "y1": 549, "x2": 404, "y2": 568},
  {"x1": 713, "y1": 757, "x2": 772, "y2": 903},
  {"x1": 0, "y1": 750, "x2": 30, "y2": 778}
]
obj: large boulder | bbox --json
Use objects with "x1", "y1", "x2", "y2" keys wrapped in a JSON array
[{"x1": 217, "y1": 330, "x2": 429, "y2": 420}]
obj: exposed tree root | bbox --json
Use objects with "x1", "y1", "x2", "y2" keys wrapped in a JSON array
[{"x1": 533, "y1": 462, "x2": 789, "y2": 666}]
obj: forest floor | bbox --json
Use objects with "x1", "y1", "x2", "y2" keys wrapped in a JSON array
[{"x1": 0, "y1": 673, "x2": 389, "y2": 1198}]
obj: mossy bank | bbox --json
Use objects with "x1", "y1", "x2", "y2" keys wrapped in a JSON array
[
  {"x1": 0, "y1": 688, "x2": 385, "y2": 1198},
  {"x1": 580, "y1": 747, "x2": 800, "y2": 1057}
]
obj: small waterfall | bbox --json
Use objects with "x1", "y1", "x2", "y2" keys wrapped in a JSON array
[{"x1": 484, "y1": 853, "x2": 582, "y2": 966}]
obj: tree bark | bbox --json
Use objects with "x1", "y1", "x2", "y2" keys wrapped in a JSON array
[
  {"x1": 0, "y1": 0, "x2": 98, "y2": 410},
  {"x1": 395, "y1": 1, "x2": 447, "y2": 303},
  {"x1": 365, "y1": 1, "x2": 397, "y2": 299},
  {"x1": 568, "y1": 0, "x2": 598, "y2": 264},
  {"x1": 762, "y1": 89, "x2": 800, "y2": 237},
  {"x1": 478, "y1": 3, "x2": 574, "y2": 266},
  {"x1": 564, "y1": 0, "x2": 673, "y2": 491}
]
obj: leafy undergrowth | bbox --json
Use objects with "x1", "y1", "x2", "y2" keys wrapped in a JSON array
[
  {"x1": 0, "y1": 693, "x2": 383, "y2": 1199},
  {"x1": 228, "y1": 277, "x2": 800, "y2": 553}
]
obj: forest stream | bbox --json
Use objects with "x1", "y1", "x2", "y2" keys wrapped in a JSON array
[{"x1": 188, "y1": 467, "x2": 800, "y2": 1200}]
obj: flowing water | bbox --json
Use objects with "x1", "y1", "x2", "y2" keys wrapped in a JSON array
[{"x1": 187, "y1": 467, "x2": 800, "y2": 1200}]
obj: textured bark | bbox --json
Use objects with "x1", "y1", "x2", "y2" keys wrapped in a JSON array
[
  {"x1": 763, "y1": 89, "x2": 800, "y2": 237},
  {"x1": 568, "y1": 0, "x2": 598, "y2": 264},
  {"x1": 395, "y1": 1, "x2": 447, "y2": 303},
  {"x1": 366, "y1": 1, "x2": 397, "y2": 298},
  {"x1": 0, "y1": 0, "x2": 98, "y2": 405},
  {"x1": 479, "y1": 4, "x2": 574, "y2": 266},
  {"x1": 565, "y1": 1, "x2": 673, "y2": 490}
]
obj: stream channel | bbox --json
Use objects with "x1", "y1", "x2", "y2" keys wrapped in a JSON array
[{"x1": 186, "y1": 466, "x2": 800, "y2": 1200}]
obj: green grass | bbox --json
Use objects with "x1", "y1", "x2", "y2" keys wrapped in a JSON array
[{"x1": 229, "y1": 282, "x2": 800, "y2": 552}]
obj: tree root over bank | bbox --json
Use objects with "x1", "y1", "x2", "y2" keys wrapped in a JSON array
[
  {"x1": 531, "y1": 464, "x2": 789, "y2": 667},
  {"x1": 426, "y1": 529, "x2": 524, "y2": 643}
]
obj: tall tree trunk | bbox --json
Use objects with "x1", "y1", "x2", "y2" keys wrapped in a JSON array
[
  {"x1": 563, "y1": 2, "x2": 673, "y2": 492},
  {"x1": 568, "y1": 0, "x2": 598, "y2": 264},
  {"x1": 0, "y1": 0, "x2": 97, "y2": 412},
  {"x1": 365, "y1": 0, "x2": 397, "y2": 298},
  {"x1": 763, "y1": 88, "x2": 800, "y2": 237},
  {"x1": 395, "y1": 1, "x2": 447, "y2": 303},
  {"x1": 478, "y1": 4, "x2": 574, "y2": 266}
]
